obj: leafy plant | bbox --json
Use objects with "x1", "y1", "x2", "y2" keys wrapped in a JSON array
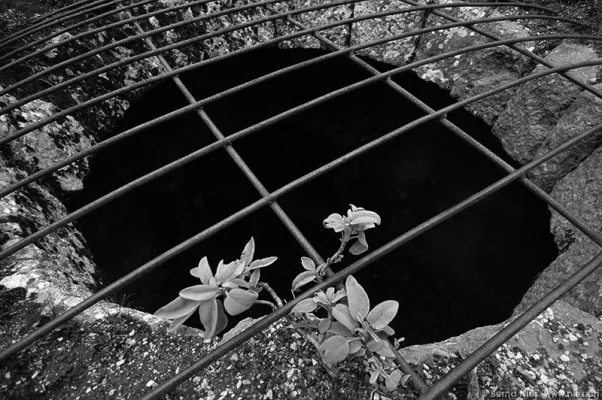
[
  {"x1": 154, "y1": 204, "x2": 410, "y2": 394},
  {"x1": 154, "y1": 238, "x2": 277, "y2": 337}
]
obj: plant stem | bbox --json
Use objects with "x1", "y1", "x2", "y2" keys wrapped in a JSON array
[
  {"x1": 254, "y1": 300, "x2": 277, "y2": 311},
  {"x1": 258, "y1": 282, "x2": 283, "y2": 308}
]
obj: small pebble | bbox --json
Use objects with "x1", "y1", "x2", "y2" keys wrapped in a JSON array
[{"x1": 560, "y1": 355, "x2": 570, "y2": 362}]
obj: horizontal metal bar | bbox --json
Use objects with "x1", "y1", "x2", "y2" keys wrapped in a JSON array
[
  {"x1": 0, "y1": 2, "x2": 579, "y2": 111},
  {"x1": 1, "y1": 32, "x2": 598, "y2": 205},
  {"x1": 1, "y1": 58, "x2": 601, "y2": 363},
  {"x1": 1, "y1": 14, "x2": 593, "y2": 148},
  {"x1": 0, "y1": 0, "x2": 129, "y2": 52},
  {"x1": 138, "y1": 121, "x2": 602, "y2": 399},
  {"x1": 419, "y1": 250, "x2": 602, "y2": 400}
]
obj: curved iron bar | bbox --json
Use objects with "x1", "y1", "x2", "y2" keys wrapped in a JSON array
[
  {"x1": 1, "y1": 58, "x2": 601, "y2": 363},
  {"x1": 0, "y1": 0, "x2": 132, "y2": 52},
  {"x1": 0, "y1": 15, "x2": 593, "y2": 148},
  {"x1": 29, "y1": 0, "x2": 102, "y2": 24},
  {"x1": 1, "y1": 33, "x2": 600, "y2": 208},
  {"x1": 138, "y1": 121, "x2": 602, "y2": 399},
  {"x1": 0, "y1": 2, "x2": 574, "y2": 103},
  {"x1": 0, "y1": 0, "x2": 207, "y2": 65}
]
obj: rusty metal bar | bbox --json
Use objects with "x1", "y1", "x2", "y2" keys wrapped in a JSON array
[
  {"x1": 138, "y1": 121, "x2": 602, "y2": 399},
  {"x1": 1, "y1": 57, "x2": 601, "y2": 364}
]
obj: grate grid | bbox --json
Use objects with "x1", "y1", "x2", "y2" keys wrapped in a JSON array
[{"x1": 1, "y1": 0, "x2": 602, "y2": 398}]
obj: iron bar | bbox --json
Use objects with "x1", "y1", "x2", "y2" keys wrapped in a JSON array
[
  {"x1": 0, "y1": 0, "x2": 132, "y2": 52},
  {"x1": 418, "y1": 250, "x2": 602, "y2": 400},
  {"x1": 1, "y1": 22, "x2": 594, "y2": 148},
  {"x1": 126, "y1": 9, "x2": 325, "y2": 264},
  {"x1": 138, "y1": 121, "x2": 602, "y2": 399},
  {"x1": 274, "y1": 7, "x2": 602, "y2": 248},
  {"x1": 0, "y1": 3, "x2": 577, "y2": 108},
  {"x1": 1, "y1": 58, "x2": 601, "y2": 363}
]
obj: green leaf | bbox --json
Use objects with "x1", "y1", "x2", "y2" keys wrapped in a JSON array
[
  {"x1": 229, "y1": 278, "x2": 249, "y2": 289},
  {"x1": 215, "y1": 260, "x2": 244, "y2": 284},
  {"x1": 214, "y1": 299, "x2": 228, "y2": 337},
  {"x1": 385, "y1": 369, "x2": 402, "y2": 392},
  {"x1": 191, "y1": 257, "x2": 213, "y2": 285},
  {"x1": 332, "y1": 289, "x2": 347, "y2": 303},
  {"x1": 327, "y1": 321, "x2": 353, "y2": 336},
  {"x1": 249, "y1": 269, "x2": 260, "y2": 287},
  {"x1": 332, "y1": 304, "x2": 359, "y2": 332},
  {"x1": 349, "y1": 231, "x2": 369, "y2": 255},
  {"x1": 380, "y1": 325, "x2": 395, "y2": 336},
  {"x1": 300, "y1": 257, "x2": 316, "y2": 272},
  {"x1": 323, "y1": 213, "x2": 346, "y2": 232},
  {"x1": 199, "y1": 298, "x2": 218, "y2": 338},
  {"x1": 317, "y1": 318, "x2": 331, "y2": 334},
  {"x1": 369, "y1": 369, "x2": 379, "y2": 385},
  {"x1": 291, "y1": 298, "x2": 317, "y2": 314},
  {"x1": 224, "y1": 289, "x2": 258, "y2": 316},
  {"x1": 179, "y1": 285, "x2": 218, "y2": 301},
  {"x1": 167, "y1": 308, "x2": 197, "y2": 332},
  {"x1": 314, "y1": 291, "x2": 329, "y2": 305},
  {"x1": 346, "y1": 275, "x2": 369, "y2": 322},
  {"x1": 318, "y1": 335, "x2": 350, "y2": 366},
  {"x1": 154, "y1": 296, "x2": 200, "y2": 320},
  {"x1": 291, "y1": 271, "x2": 316, "y2": 292},
  {"x1": 240, "y1": 237, "x2": 255, "y2": 267},
  {"x1": 366, "y1": 300, "x2": 399, "y2": 330},
  {"x1": 248, "y1": 256, "x2": 277, "y2": 270}
]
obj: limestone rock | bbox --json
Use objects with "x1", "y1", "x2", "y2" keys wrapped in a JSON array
[
  {"x1": 549, "y1": 146, "x2": 602, "y2": 251},
  {"x1": 528, "y1": 83, "x2": 602, "y2": 192},
  {"x1": 492, "y1": 44, "x2": 599, "y2": 165}
]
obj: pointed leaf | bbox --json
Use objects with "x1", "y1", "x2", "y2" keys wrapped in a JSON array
[
  {"x1": 179, "y1": 285, "x2": 218, "y2": 301},
  {"x1": 249, "y1": 269, "x2": 260, "y2": 287},
  {"x1": 291, "y1": 298, "x2": 317, "y2": 314},
  {"x1": 369, "y1": 369, "x2": 380, "y2": 385},
  {"x1": 240, "y1": 237, "x2": 255, "y2": 267},
  {"x1": 332, "y1": 304, "x2": 360, "y2": 332},
  {"x1": 380, "y1": 326, "x2": 395, "y2": 336},
  {"x1": 318, "y1": 335, "x2": 349, "y2": 366},
  {"x1": 155, "y1": 296, "x2": 200, "y2": 320},
  {"x1": 314, "y1": 291, "x2": 329, "y2": 305},
  {"x1": 327, "y1": 321, "x2": 353, "y2": 336},
  {"x1": 367, "y1": 300, "x2": 399, "y2": 330},
  {"x1": 323, "y1": 213, "x2": 346, "y2": 232},
  {"x1": 300, "y1": 257, "x2": 316, "y2": 272},
  {"x1": 317, "y1": 318, "x2": 331, "y2": 334},
  {"x1": 224, "y1": 289, "x2": 258, "y2": 316},
  {"x1": 191, "y1": 257, "x2": 213, "y2": 285},
  {"x1": 214, "y1": 299, "x2": 228, "y2": 337},
  {"x1": 291, "y1": 271, "x2": 317, "y2": 292},
  {"x1": 215, "y1": 260, "x2": 245, "y2": 284},
  {"x1": 346, "y1": 275, "x2": 369, "y2": 322},
  {"x1": 349, "y1": 232, "x2": 369, "y2": 255},
  {"x1": 199, "y1": 298, "x2": 218, "y2": 338},
  {"x1": 248, "y1": 256, "x2": 277, "y2": 270},
  {"x1": 229, "y1": 278, "x2": 249, "y2": 288},
  {"x1": 167, "y1": 308, "x2": 196, "y2": 332},
  {"x1": 332, "y1": 288, "x2": 347, "y2": 303},
  {"x1": 221, "y1": 281, "x2": 239, "y2": 289}
]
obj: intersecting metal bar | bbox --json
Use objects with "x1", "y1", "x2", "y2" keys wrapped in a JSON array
[
  {"x1": 138, "y1": 121, "x2": 602, "y2": 399},
  {"x1": 0, "y1": 0, "x2": 129, "y2": 51},
  {"x1": 400, "y1": 0, "x2": 602, "y2": 101},
  {"x1": 1, "y1": 20, "x2": 593, "y2": 148},
  {"x1": 29, "y1": 0, "x2": 102, "y2": 24},
  {"x1": 1, "y1": 57, "x2": 601, "y2": 363},
  {"x1": 127, "y1": 8, "x2": 325, "y2": 264},
  {"x1": 273, "y1": 8, "x2": 602, "y2": 248},
  {"x1": 0, "y1": 3, "x2": 576, "y2": 109}
]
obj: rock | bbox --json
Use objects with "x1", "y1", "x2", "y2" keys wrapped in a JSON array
[
  {"x1": 528, "y1": 83, "x2": 602, "y2": 192},
  {"x1": 492, "y1": 44, "x2": 599, "y2": 165}
]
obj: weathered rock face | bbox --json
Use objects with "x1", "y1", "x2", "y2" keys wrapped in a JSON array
[{"x1": 1, "y1": 0, "x2": 602, "y2": 398}]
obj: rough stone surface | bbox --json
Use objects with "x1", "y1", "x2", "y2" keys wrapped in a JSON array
[
  {"x1": 528, "y1": 83, "x2": 602, "y2": 192},
  {"x1": 492, "y1": 43, "x2": 600, "y2": 165}
]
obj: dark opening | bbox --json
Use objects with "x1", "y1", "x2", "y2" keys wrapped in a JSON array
[{"x1": 70, "y1": 48, "x2": 558, "y2": 345}]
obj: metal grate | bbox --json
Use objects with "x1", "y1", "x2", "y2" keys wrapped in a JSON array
[{"x1": 1, "y1": 0, "x2": 602, "y2": 398}]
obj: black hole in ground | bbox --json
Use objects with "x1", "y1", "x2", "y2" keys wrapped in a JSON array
[{"x1": 71, "y1": 48, "x2": 558, "y2": 346}]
